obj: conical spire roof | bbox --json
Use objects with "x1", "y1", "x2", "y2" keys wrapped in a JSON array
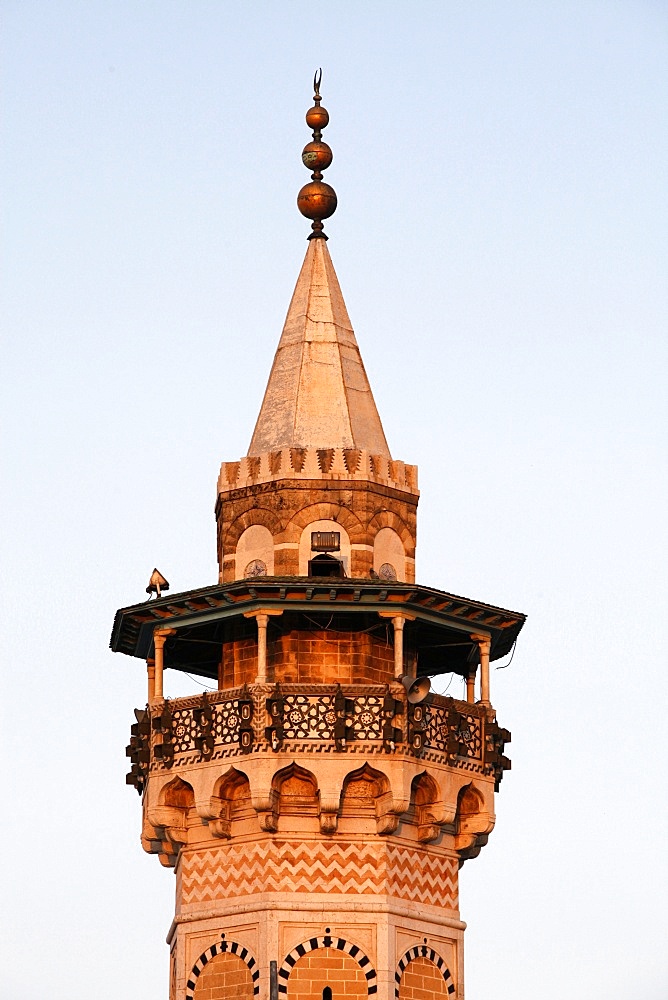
[{"x1": 248, "y1": 237, "x2": 391, "y2": 458}]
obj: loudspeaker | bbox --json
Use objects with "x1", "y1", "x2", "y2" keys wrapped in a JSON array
[
  {"x1": 401, "y1": 675, "x2": 431, "y2": 704},
  {"x1": 146, "y1": 568, "x2": 169, "y2": 597}
]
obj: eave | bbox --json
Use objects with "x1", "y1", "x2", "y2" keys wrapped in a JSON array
[{"x1": 110, "y1": 577, "x2": 525, "y2": 680}]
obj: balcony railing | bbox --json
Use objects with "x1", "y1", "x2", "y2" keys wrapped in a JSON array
[{"x1": 126, "y1": 684, "x2": 510, "y2": 794}]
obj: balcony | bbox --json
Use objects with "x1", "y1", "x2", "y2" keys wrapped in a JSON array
[{"x1": 126, "y1": 684, "x2": 510, "y2": 795}]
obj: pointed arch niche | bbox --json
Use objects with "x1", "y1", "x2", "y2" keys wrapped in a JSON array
[{"x1": 208, "y1": 767, "x2": 258, "y2": 839}]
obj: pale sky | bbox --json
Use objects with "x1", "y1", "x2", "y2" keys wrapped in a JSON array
[{"x1": 2, "y1": 3, "x2": 667, "y2": 998}]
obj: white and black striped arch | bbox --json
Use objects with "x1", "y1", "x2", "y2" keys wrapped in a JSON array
[
  {"x1": 395, "y1": 945, "x2": 455, "y2": 998},
  {"x1": 185, "y1": 938, "x2": 260, "y2": 1000},
  {"x1": 278, "y1": 935, "x2": 377, "y2": 996}
]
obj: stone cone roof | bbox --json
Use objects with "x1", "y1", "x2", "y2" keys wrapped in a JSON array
[{"x1": 248, "y1": 237, "x2": 391, "y2": 458}]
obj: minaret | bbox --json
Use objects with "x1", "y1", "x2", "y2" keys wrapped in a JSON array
[{"x1": 112, "y1": 74, "x2": 525, "y2": 1000}]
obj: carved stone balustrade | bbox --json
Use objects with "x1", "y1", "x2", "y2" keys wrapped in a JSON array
[{"x1": 127, "y1": 686, "x2": 509, "y2": 779}]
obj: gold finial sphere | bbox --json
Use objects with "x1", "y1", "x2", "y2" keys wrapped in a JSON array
[
  {"x1": 297, "y1": 181, "x2": 337, "y2": 221},
  {"x1": 302, "y1": 140, "x2": 333, "y2": 173},
  {"x1": 305, "y1": 105, "x2": 329, "y2": 131},
  {"x1": 298, "y1": 69, "x2": 336, "y2": 238}
]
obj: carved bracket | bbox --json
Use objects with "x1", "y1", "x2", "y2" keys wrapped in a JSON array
[
  {"x1": 252, "y1": 789, "x2": 279, "y2": 832},
  {"x1": 206, "y1": 796, "x2": 231, "y2": 839},
  {"x1": 319, "y1": 790, "x2": 341, "y2": 834},
  {"x1": 375, "y1": 789, "x2": 410, "y2": 835},
  {"x1": 146, "y1": 804, "x2": 188, "y2": 859}
]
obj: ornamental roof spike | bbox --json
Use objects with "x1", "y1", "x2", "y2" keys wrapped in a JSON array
[{"x1": 247, "y1": 236, "x2": 391, "y2": 457}]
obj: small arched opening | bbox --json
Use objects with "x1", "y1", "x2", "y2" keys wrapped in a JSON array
[{"x1": 308, "y1": 552, "x2": 345, "y2": 578}]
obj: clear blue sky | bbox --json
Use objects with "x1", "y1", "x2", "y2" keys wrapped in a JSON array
[{"x1": 2, "y1": 3, "x2": 667, "y2": 998}]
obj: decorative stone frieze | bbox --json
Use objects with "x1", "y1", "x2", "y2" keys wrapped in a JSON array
[{"x1": 218, "y1": 448, "x2": 418, "y2": 494}]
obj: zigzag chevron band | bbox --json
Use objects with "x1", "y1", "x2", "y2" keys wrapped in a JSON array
[
  {"x1": 278, "y1": 936, "x2": 377, "y2": 996},
  {"x1": 181, "y1": 842, "x2": 458, "y2": 909},
  {"x1": 395, "y1": 946, "x2": 455, "y2": 998},
  {"x1": 185, "y1": 938, "x2": 260, "y2": 1000}
]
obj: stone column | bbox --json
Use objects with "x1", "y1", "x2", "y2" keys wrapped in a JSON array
[
  {"x1": 146, "y1": 657, "x2": 156, "y2": 702},
  {"x1": 379, "y1": 612, "x2": 415, "y2": 678},
  {"x1": 153, "y1": 628, "x2": 176, "y2": 703},
  {"x1": 256, "y1": 614, "x2": 269, "y2": 682},
  {"x1": 471, "y1": 633, "x2": 492, "y2": 705},
  {"x1": 466, "y1": 668, "x2": 476, "y2": 704},
  {"x1": 244, "y1": 609, "x2": 283, "y2": 683}
]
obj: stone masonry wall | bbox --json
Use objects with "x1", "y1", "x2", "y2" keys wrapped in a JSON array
[
  {"x1": 193, "y1": 952, "x2": 254, "y2": 1000},
  {"x1": 218, "y1": 627, "x2": 395, "y2": 687},
  {"x1": 398, "y1": 957, "x2": 451, "y2": 1000},
  {"x1": 287, "y1": 948, "x2": 367, "y2": 1000}
]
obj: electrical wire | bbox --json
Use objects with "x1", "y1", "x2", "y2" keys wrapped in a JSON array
[
  {"x1": 494, "y1": 640, "x2": 517, "y2": 670},
  {"x1": 301, "y1": 613, "x2": 388, "y2": 641},
  {"x1": 183, "y1": 673, "x2": 217, "y2": 690}
]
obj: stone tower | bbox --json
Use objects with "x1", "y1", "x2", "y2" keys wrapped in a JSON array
[{"x1": 111, "y1": 76, "x2": 525, "y2": 1000}]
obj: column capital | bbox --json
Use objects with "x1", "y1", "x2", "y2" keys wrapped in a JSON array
[{"x1": 153, "y1": 627, "x2": 177, "y2": 648}]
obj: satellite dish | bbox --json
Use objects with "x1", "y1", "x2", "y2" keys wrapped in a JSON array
[
  {"x1": 146, "y1": 568, "x2": 169, "y2": 598},
  {"x1": 401, "y1": 674, "x2": 431, "y2": 704}
]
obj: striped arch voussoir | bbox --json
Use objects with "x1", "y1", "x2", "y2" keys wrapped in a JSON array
[
  {"x1": 185, "y1": 939, "x2": 260, "y2": 1000},
  {"x1": 395, "y1": 946, "x2": 455, "y2": 998},
  {"x1": 367, "y1": 511, "x2": 414, "y2": 552},
  {"x1": 225, "y1": 508, "x2": 282, "y2": 549},
  {"x1": 283, "y1": 503, "x2": 363, "y2": 543},
  {"x1": 278, "y1": 936, "x2": 377, "y2": 996}
]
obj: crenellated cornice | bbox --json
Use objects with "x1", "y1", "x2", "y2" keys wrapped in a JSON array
[{"x1": 218, "y1": 447, "x2": 418, "y2": 496}]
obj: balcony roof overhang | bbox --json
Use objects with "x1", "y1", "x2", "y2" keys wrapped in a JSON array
[{"x1": 110, "y1": 578, "x2": 525, "y2": 681}]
